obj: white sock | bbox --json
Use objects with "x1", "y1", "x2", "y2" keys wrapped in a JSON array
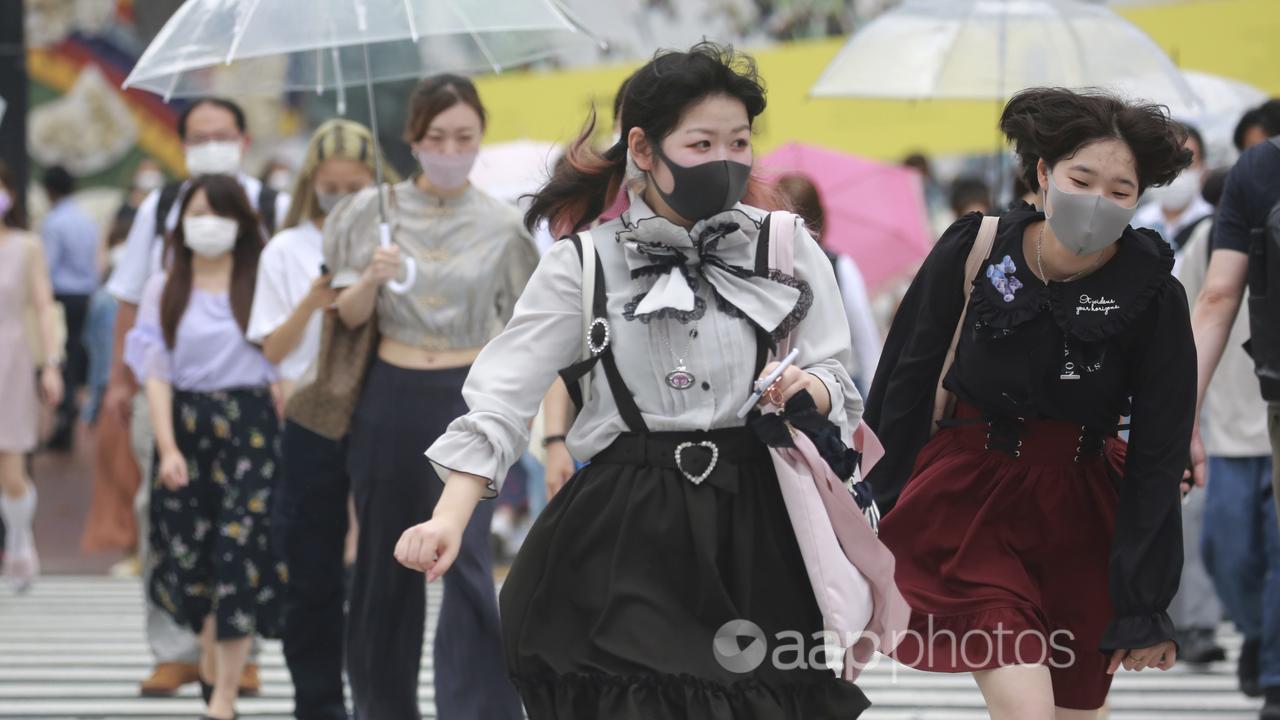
[{"x1": 0, "y1": 486, "x2": 36, "y2": 556}]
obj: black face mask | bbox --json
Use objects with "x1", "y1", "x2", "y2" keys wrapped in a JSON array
[{"x1": 652, "y1": 145, "x2": 751, "y2": 223}]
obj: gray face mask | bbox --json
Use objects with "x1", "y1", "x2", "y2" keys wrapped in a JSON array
[
  {"x1": 1044, "y1": 172, "x2": 1139, "y2": 256},
  {"x1": 315, "y1": 190, "x2": 348, "y2": 214}
]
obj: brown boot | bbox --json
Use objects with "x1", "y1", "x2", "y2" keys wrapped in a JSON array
[
  {"x1": 238, "y1": 663, "x2": 261, "y2": 697},
  {"x1": 139, "y1": 662, "x2": 200, "y2": 697}
]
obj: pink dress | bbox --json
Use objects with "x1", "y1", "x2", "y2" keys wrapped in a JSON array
[{"x1": 0, "y1": 233, "x2": 39, "y2": 453}]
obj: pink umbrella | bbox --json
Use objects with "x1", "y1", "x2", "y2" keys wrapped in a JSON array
[{"x1": 761, "y1": 142, "x2": 932, "y2": 293}]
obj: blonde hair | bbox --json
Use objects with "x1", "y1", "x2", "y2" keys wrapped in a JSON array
[{"x1": 281, "y1": 119, "x2": 399, "y2": 230}]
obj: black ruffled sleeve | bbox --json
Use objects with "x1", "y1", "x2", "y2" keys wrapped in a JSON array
[
  {"x1": 864, "y1": 213, "x2": 981, "y2": 514},
  {"x1": 1098, "y1": 277, "x2": 1194, "y2": 654}
]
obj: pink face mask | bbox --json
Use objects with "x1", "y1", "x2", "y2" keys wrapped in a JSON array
[
  {"x1": 0, "y1": 190, "x2": 11, "y2": 219},
  {"x1": 417, "y1": 150, "x2": 477, "y2": 191}
]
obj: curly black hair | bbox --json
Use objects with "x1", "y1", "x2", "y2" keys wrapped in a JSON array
[{"x1": 999, "y1": 87, "x2": 1192, "y2": 195}]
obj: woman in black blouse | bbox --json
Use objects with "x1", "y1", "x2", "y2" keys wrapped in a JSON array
[{"x1": 865, "y1": 88, "x2": 1195, "y2": 719}]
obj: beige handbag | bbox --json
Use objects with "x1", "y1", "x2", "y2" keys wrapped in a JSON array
[{"x1": 930, "y1": 215, "x2": 1000, "y2": 432}]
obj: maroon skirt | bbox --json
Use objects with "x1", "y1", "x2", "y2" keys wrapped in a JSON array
[{"x1": 878, "y1": 402, "x2": 1124, "y2": 711}]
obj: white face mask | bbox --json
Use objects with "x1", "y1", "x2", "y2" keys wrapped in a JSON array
[
  {"x1": 1148, "y1": 168, "x2": 1202, "y2": 212},
  {"x1": 185, "y1": 141, "x2": 243, "y2": 177},
  {"x1": 134, "y1": 169, "x2": 165, "y2": 192},
  {"x1": 417, "y1": 150, "x2": 477, "y2": 191},
  {"x1": 268, "y1": 169, "x2": 293, "y2": 193},
  {"x1": 182, "y1": 215, "x2": 239, "y2": 258},
  {"x1": 315, "y1": 189, "x2": 349, "y2": 214}
]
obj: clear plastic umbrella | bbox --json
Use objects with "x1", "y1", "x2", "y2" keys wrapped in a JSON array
[
  {"x1": 811, "y1": 0, "x2": 1200, "y2": 110},
  {"x1": 811, "y1": 0, "x2": 1201, "y2": 200},
  {"x1": 123, "y1": 0, "x2": 602, "y2": 293}
]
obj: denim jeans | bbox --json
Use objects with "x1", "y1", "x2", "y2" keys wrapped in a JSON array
[{"x1": 1201, "y1": 455, "x2": 1280, "y2": 690}]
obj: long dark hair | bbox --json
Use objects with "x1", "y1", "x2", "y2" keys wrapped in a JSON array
[
  {"x1": 525, "y1": 42, "x2": 777, "y2": 235},
  {"x1": 999, "y1": 87, "x2": 1191, "y2": 195},
  {"x1": 0, "y1": 160, "x2": 28, "y2": 230},
  {"x1": 160, "y1": 174, "x2": 263, "y2": 348}
]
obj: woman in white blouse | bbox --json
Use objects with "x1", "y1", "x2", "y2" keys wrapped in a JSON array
[
  {"x1": 244, "y1": 119, "x2": 386, "y2": 720},
  {"x1": 396, "y1": 43, "x2": 871, "y2": 719}
]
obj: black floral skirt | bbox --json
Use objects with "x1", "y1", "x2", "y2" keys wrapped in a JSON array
[
  {"x1": 150, "y1": 387, "x2": 285, "y2": 640},
  {"x1": 500, "y1": 428, "x2": 870, "y2": 719}
]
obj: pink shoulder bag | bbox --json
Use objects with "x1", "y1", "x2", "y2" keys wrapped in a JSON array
[{"x1": 760, "y1": 211, "x2": 909, "y2": 681}]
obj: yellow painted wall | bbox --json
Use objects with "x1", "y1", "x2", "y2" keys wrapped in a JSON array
[{"x1": 475, "y1": 0, "x2": 1280, "y2": 160}]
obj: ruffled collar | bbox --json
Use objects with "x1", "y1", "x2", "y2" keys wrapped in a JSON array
[{"x1": 970, "y1": 204, "x2": 1176, "y2": 341}]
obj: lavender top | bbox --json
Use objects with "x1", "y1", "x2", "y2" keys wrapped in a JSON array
[{"x1": 125, "y1": 273, "x2": 277, "y2": 392}]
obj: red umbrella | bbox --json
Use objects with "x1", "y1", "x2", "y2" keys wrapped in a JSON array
[{"x1": 761, "y1": 142, "x2": 932, "y2": 293}]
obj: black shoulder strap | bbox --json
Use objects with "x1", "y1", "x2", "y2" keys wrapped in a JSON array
[
  {"x1": 258, "y1": 185, "x2": 279, "y2": 235},
  {"x1": 751, "y1": 213, "x2": 775, "y2": 381},
  {"x1": 1172, "y1": 214, "x2": 1210, "y2": 254},
  {"x1": 755, "y1": 213, "x2": 772, "y2": 276},
  {"x1": 154, "y1": 182, "x2": 184, "y2": 239},
  {"x1": 558, "y1": 236, "x2": 648, "y2": 432}
]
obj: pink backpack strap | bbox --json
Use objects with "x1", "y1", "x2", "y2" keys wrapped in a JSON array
[{"x1": 767, "y1": 210, "x2": 797, "y2": 359}]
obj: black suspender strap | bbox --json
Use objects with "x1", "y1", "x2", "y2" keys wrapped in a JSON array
[
  {"x1": 557, "y1": 236, "x2": 649, "y2": 433},
  {"x1": 750, "y1": 213, "x2": 774, "y2": 381}
]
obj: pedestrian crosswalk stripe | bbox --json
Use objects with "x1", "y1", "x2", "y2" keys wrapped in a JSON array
[{"x1": 0, "y1": 577, "x2": 1265, "y2": 718}]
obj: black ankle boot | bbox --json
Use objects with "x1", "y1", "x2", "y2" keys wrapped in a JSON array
[
  {"x1": 1260, "y1": 686, "x2": 1280, "y2": 720},
  {"x1": 1240, "y1": 638, "x2": 1262, "y2": 698}
]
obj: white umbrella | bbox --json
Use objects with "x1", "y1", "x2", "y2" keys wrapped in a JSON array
[
  {"x1": 470, "y1": 139, "x2": 561, "y2": 206},
  {"x1": 123, "y1": 0, "x2": 603, "y2": 293},
  {"x1": 1172, "y1": 70, "x2": 1266, "y2": 165},
  {"x1": 811, "y1": 0, "x2": 1200, "y2": 111}
]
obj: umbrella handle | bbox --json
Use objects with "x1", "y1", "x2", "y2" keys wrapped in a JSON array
[{"x1": 378, "y1": 221, "x2": 417, "y2": 295}]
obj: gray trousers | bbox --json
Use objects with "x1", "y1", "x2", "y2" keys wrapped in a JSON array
[
  {"x1": 132, "y1": 394, "x2": 259, "y2": 664},
  {"x1": 1170, "y1": 482, "x2": 1223, "y2": 632}
]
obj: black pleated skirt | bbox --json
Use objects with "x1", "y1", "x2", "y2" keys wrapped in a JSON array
[{"x1": 500, "y1": 427, "x2": 870, "y2": 719}]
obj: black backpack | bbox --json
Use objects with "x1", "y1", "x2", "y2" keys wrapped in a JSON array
[
  {"x1": 1244, "y1": 137, "x2": 1280, "y2": 401},
  {"x1": 154, "y1": 179, "x2": 279, "y2": 243}
]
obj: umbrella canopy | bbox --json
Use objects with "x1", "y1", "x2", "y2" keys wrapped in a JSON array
[
  {"x1": 122, "y1": 0, "x2": 602, "y2": 101},
  {"x1": 122, "y1": 0, "x2": 601, "y2": 295},
  {"x1": 761, "y1": 142, "x2": 933, "y2": 294},
  {"x1": 1175, "y1": 70, "x2": 1266, "y2": 164},
  {"x1": 811, "y1": 0, "x2": 1200, "y2": 111},
  {"x1": 470, "y1": 139, "x2": 561, "y2": 205}
]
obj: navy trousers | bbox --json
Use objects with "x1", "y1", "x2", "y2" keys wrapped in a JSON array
[{"x1": 345, "y1": 361, "x2": 522, "y2": 720}]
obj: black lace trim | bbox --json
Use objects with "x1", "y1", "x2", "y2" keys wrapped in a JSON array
[
  {"x1": 766, "y1": 270, "x2": 813, "y2": 343},
  {"x1": 623, "y1": 276, "x2": 708, "y2": 324},
  {"x1": 623, "y1": 294, "x2": 708, "y2": 324},
  {"x1": 1049, "y1": 228, "x2": 1176, "y2": 342}
]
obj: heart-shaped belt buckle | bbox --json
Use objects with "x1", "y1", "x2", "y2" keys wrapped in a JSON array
[{"x1": 674, "y1": 441, "x2": 719, "y2": 485}]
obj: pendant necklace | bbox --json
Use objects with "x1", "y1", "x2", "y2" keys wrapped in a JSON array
[
  {"x1": 1035, "y1": 224, "x2": 1105, "y2": 284},
  {"x1": 661, "y1": 325, "x2": 699, "y2": 390}
]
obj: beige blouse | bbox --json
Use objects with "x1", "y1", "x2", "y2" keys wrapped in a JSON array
[
  {"x1": 325, "y1": 179, "x2": 540, "y2": 350},
  {"x1": 427, "y1": 195, "x2": 862, "y2": 497}
]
